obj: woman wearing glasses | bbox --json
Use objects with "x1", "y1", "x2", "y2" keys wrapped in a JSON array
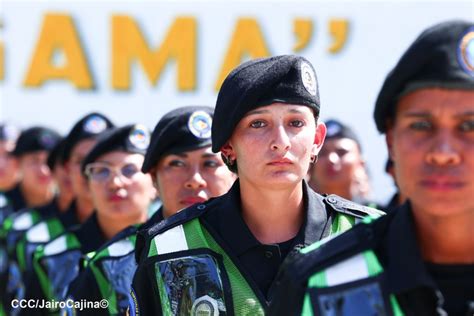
[
  {"x1": 64, "y1": 106, "x2": 236, "y2": 315},
  {"x1": 23, "y1": 124, "x2": 156, "y2": 315}
]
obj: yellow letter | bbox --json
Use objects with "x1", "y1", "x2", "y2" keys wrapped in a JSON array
[
  {"x1": 23, "y1": 14, "x2": 93, "y2": 89},
  {"x1": 328, "y1": 19, "x2": 350, "y2": 54},
  {"x1": 112, "y1": 16, "x2": 196, "y2": 91},
  {"x1": 215, "y1": 18, "x2": 270, "y2": 91},
  {"x1": 293, "y1": 19, "x2": 313, "y2": 52}
]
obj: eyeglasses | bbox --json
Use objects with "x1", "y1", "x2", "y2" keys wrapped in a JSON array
[{"x1": 84, "y1": 162, "x2": 142, "y2": 182}]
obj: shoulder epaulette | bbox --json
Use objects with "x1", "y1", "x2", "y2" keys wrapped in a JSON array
[
  {"x1": 324, "y1": 194, "x2": 385, "y2": 219},
  {"x1": 145, "y1": 199, "x2": 214, "y2": 239},
  {"x1": 135, "y1": 200, "x2": 213, "y2": 263}
]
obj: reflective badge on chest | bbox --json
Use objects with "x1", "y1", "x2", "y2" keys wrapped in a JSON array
[
  {"x1": 309, "y1": 274, "x2": 392, "y2": 316},
  {"x1": 153, "y1": 252, "x2": 228, "y2": 316}
]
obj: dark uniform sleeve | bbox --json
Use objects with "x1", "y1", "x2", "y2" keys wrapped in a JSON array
[
  {"x1": 130, "y1": 261, "x2": 162, "y2": 316},
  {"x1": 67, "y1": 269, "x2": 104, "y2": 316},
  {"x1": 20, "y1": 269, "x2": 47, "y2": 316}
]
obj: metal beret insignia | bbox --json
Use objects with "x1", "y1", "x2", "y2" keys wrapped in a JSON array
[
  {"x1": 300, "y1": 61, "x2": 317, "y2": 96},
  {"x1": 128, "y1": 125, "x2": 150, "y2": 150},
  {"x1": 458, "y1": 27, "x2": 474, "y2": 76},
  {"x1": 188, "y1": 111, "x2": 212, "y2": 139},
  {"x1": 83, "y1": 115, "x2": 108, "y2": 134}
]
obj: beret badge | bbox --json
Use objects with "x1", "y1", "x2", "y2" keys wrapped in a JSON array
[
  {"x1": 83, "y1": 115, "x2": 108, "y2": 134},
  {"x1": 188, "y1": 111, "x2": 212, "y2": 139},
  {"x1": 128, "y1": 125, "x2": 150, "y2": 150},
  {"x1": 458, "y1": 27, "x2": 474, "y2": 76},
  {"x1": 300, "y1": 61, "x2": 317, "y2": 96}
]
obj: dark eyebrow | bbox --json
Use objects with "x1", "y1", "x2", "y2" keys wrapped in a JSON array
[
  {"x1": 169, "y1": 152, "x2": 188, "y2": 158},
  {"x1": 244, "y1": 109, "x2": 269, "y2": 117},
  {"x1": 244, "y1": 107, "x2": 308, "y2": 117},
  {"x1": 201, "y1": 153, "x2": 217, "y2": 158},
  {"x1": 400, "y1": 112, "x2": 431, "y2": 118}
]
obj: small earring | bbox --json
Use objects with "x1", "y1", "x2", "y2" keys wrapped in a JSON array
[
  {"x1": 222, "y1": 154, "x2": 235, "y2": 166},
  {"x1": 310, "y1": 155, "x2": 318, "y2": 164}
]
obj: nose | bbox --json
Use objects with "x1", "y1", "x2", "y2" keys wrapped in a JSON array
[
  {"x1": 184, "y1": 168, "x2": 207, "y2": 190},
  {"x1": 425, "y1": 131, "x2": 461, "y2": 166},
  {"x1": 39, "y1": 164, "x2": 52, "y2": 176},
  {"x1": 327, "y1": 152, "x2": 340, "y2": 165},
  {"x1": 270, "y1": 126, "x2": 291, "y2": 152},
  {"x1": 108, "y1": 171, "x2": 126, "y2": 188}
]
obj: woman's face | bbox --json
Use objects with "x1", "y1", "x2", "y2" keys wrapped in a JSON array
[
  {"x1": 87, "y1": 152, "x2": 155, "y2": 223},
  {"x1": 19, "y1": 150, "x2": 54, "y2": 201},
  {"x1": 222, "y1": 103, "x2": 326, "y2": 190},
  {"x1": 309, "y1": 137, "x2": 364, "y2": 191},
  {"x1": 153, "y1": 146, "x2": 236, "y2": 218},
  {"x1": 0, "y1": 140, "x2": 19, "y2": 190},
  {"x1": 66, "y1": 139, "x2": 97, "y2": 201}
]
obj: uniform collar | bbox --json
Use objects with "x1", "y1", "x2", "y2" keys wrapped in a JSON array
[
  {"x1": 58, "y1": 199, "x2": 81, "y2": 229},
  {"x1": 74, "y1": 212, "x2": 107, "y2": 254},
  {"x1": 383, "y1": 202, "x2": 438, "y2": 294},
  {"x1": 203, "y1": 179, "x2": 328, "y2": 256},
  {"x1": 5, "y1": 184, "x2": 26, "y2": 211}
]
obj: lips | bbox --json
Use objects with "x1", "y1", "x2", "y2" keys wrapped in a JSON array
[
  {"x1": 268, "y1": 157, "x2": 293, "y2": 166},
  {"x1": 420, "y1": 180, "x2": 465, "y2": 191},
  {"x1": 108, "y1": 192, "x2": 127, "y2": 202},
  {"x1": 180, "y1": 196, "x2": 207, "y2": 206},
  {"x1": 419, "y1": 176, "x2": 465, "y2": 191}
]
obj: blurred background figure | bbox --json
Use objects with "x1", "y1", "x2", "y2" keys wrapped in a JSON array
[
  {"x1": 46, "y1": 138, "x2": 75, "y2": 214},
  {"x1": 8, "y1": 126, "x2": 62, "y2": 210},
  {"x1": 308, "y1": 119, "x2": 377, "y2": 206},
  {"x1": 0, "y1": 123, "x2": 21, "y2": 194}
]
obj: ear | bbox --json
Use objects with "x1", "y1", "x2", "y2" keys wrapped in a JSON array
[
  {"x1": 148, "y1": 168, "x2": 160, "y2": 194},
  {"x1": 385, "y1": 129, "x2": 395, "y2": 161},
  {"x1": 220, "y1": 141, "x2": 235, "y2": 160},
  {"x1": 311, "y1": 121, "x2": 327, "y2": 156}
]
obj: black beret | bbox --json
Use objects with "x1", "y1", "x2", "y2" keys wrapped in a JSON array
[
  {"x1": 212, "y1": 55, "x2": 320, "y2": 152},
  {"x1": 0, "y1": 123, "x2": 20, "y2": 142},
  {"x1": 62, "y1": 112, "x2": 115, "y2": 162},
  {"x1": 46, "y1": 137, "x2": 66, "y2": 170},
  {"x1": 374, "y1": 20, "x2": 474, "y2": 133},
  {"x1": 12, "y1": 126, "x2": 61, "y2": 156},
  {"x1": 142, "y1": 106, "x2": 213, "y2": 173},
  {"x1": 324, "y1": 119, "x2": 361, "y2": 150},
  {"x1": 81, "y1": 124, "x2": 151, "y2": 175}
]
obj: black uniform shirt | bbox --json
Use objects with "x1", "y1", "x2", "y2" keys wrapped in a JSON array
[
  {"x1": 269, "y1": 202, "x2": 474, "y2": 316},
  {"x1": 74, "y1": 212, "x2": 107, "y2": 254},
  {"x1": 57, "y1": 199, "x2": 81, "y2": 229},
  {"x1": 201, "y1": 180, "x2": 331, "y2": 302},
  {"x1": 375, "y1": 203, "x2": 474, "y2": 316}
]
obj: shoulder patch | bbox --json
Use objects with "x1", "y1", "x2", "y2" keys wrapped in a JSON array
[
  {"x1": 324, "y1": 195, "x2": 385, "y2": 219},
  {"x1": 26, "y1": 221, "x2": 50, "y2": 242}
]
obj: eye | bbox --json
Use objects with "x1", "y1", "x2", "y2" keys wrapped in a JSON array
[
  {"x1": 289, "y1": 120, "x2": 304, "y2": 128},
  {"x1": 169, "y1": 159, "x2": 185, "y2": 167},
  {"x1": 88, "y1": 166, "x2": 111, "y2": 181},
  {"x1": 121, "y1": 164, "x2": 140, "y2": 178},
  {"x1": 203, "y1": 159, "x2": 220, "y2": 168},
  {"x1": 409, "y1": 120, "x2": 432, "y2": 131},
  {"x1": 459, "y1": 120, "x2": 474, "y2": 132},
  {"x1": 250, "y1": 120, "x2": 266, "y2": 128},
  {"x1": 335, "y1": 148, "x2": 349, "y2": 157}
]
